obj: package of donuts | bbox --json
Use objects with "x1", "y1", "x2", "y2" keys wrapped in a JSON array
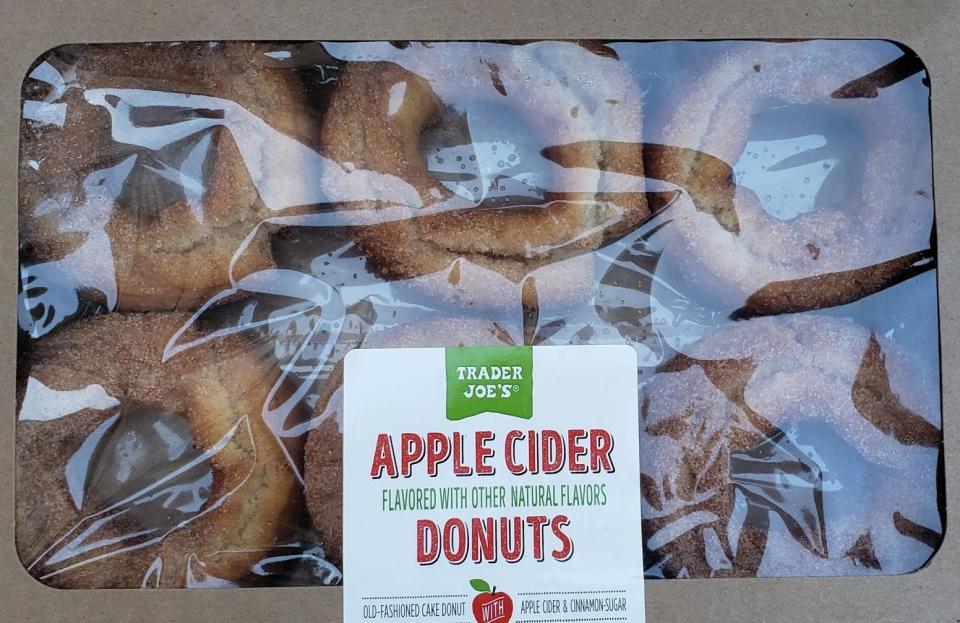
[{"x1": 15, "y1": 39, "x2": 940, "y2": 588}]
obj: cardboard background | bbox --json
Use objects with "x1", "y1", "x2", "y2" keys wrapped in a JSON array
[{"x1": 1, "y1": 1, "x2": 957, "y2": 620}]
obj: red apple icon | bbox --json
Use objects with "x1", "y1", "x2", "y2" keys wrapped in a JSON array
[{"x1": 470, "y1": 578, "x2": 513, "y2": 623}]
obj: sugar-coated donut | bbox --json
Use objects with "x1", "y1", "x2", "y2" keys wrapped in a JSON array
[
  {"x1": 303, "y1": 318, "x2": 520, "y2": 568},
  {"x1": 16, "y1": 312, "x2": 302, "y2": 587},
  {"x1": 19, "y1": 42, "x2": 316, "y2": 312},
  {"x1": 320, "y1": 41, "x2": 648, "y2": 309},
  {"x1": 647, "y1": 41, "x2": 933, "y2": 315},
  {"x1": 639, "y1": 315, "x2": 941, "y2": 577}
]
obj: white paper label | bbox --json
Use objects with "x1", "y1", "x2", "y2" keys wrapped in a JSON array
[{"x1": 343, "y1": 344, "x2": 644, "y2": 623}]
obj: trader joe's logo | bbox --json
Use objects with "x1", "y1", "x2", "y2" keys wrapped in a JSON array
[{"x1": 445, "y1": 347, "x2": 533, "y2": 421}]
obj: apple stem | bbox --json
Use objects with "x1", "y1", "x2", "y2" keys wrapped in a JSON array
[{"x1": 491, "y1": 586, "x2": 496, "y2": 593}]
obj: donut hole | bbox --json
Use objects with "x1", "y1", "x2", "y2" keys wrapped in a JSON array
[
  {"x1": 81, "y1": 405, "x2": 213, "y2": 532},
  {"x1": 730, "y1": 420, "x2": 871, "y2": 557},
  {"x1": 733, "y1": 103, "x2": 865, "y2": 221},
  {"x1": 419, "y1": 102, "x2": 554, "y2": 209}
]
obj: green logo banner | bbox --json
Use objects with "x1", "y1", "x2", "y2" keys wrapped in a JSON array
[{"x1": 444, "y1": 346, "x2": 533, "y2": 421}]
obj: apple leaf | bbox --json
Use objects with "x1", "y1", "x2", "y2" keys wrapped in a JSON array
[{"x1": 469, "y1": 578, "x2": 491, "y2": 593}]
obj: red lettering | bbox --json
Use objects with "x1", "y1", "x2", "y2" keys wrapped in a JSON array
[
  {"x1": 505, "y1": 430, "x2": 526, "y2": 475},
  {"x1": 370, "y1": 433, "x2": 397, "y2": 478},
  {"x1": 471, "y1": 517, "x2": 497, "y2": 562},
  {"x1": 590, "y1": 429, "x2": 615, "y2": 472},
  {"x1": 400, "y1": 432, "x2": 425, "y2": 477},
  {"x1": 551, "y1": 515, "x2": 573, "y2": 561},
  {"x1": 476, "y1": 431, "x2": 495, "y2": 475},
  {"x1": 526, "y1": 515, "x2": 549, "y2": 561},
  {"x1": 453, "y1": 432, "x2": 473, "y2": 476},
  {"x1": 541, "y1": 431, "x2": 565, "y2": 473},
  {"x1": 417, "y1": 519, "x2": 439, "y2": 564},
  {"x1": 425, "y1": 515, "x2": 573, "y2": 565},
  {"x1": 527, "y1": 430, "x2": 539, "y2": 474},
  {"x1": 500, "y1": 516, "x2": 523, "y2": 563},
  {"x1": 443, "y1": 518, "x2": 468, "y2": 563},
  {"x1": 426, "y1": 432, "x2": 450, "y2": 477},
  {"x1": 371, "y1": 429, "x2": 615, "y2": 478},
  {"x1": 568, "y1": 429, "x2": 588, "y2": 473}
]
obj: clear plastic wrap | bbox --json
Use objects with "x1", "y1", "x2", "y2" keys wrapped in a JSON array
[{"x1": 15, "y1": 39, "x2": 940, "y2": 587}]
